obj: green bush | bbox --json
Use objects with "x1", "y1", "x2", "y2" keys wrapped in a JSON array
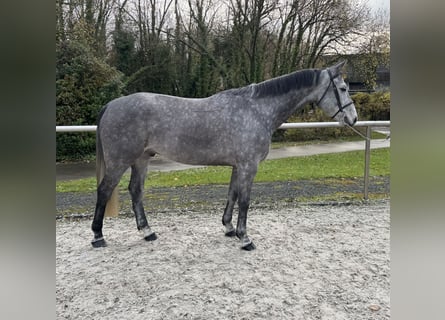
[
  {"x1": 56, "y1": 39, "x2": 124, "y2": 161},
  {"x1": 351, "y1": 92, "x2": 371, "y2": 106},
  {"x1": 354, "y1": 91, "x2": 390, "y2": 121},
  {"x1": 56, "y1": 133, "x2": 96, "y2": 161}
]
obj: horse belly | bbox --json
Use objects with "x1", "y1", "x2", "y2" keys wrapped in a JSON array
[{"x1": 151, "y1": 132, "x2": 233, "y2": 166}]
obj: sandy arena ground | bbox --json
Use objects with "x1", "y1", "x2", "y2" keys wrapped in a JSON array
[{"x1": 56, "y1": 199, "x2": 389, "y2": 319}]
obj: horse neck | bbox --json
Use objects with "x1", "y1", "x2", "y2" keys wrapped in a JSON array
[{"x1": 256, "y1": 86, "x2": 319, "y2": 132}]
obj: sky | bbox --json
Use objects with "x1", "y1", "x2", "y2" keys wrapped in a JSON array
[{"x1": 367, "y1": 0, "x2": 390, "y2": 13}]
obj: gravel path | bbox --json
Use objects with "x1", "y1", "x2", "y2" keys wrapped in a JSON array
[
  {"x1": 56, "y1": 177, "x2": 389, "y2": 218},
  {"x1": 56, "y1": 197, "x2": 389, "y2": 319}
]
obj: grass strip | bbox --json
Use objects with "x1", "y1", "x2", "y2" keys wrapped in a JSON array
[{"x1": 56, "y1": 148, "x2": 389, "y2": 193}]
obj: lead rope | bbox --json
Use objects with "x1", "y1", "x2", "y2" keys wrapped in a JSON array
[{"x1": 345, "y1": 124, "x2": 370, "y2": 141}]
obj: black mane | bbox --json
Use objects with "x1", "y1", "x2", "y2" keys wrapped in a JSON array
[
  {"x1": 221, "y1": 69, "x2": 321, "y2": 98},
  {"x1": 252, "y1": 69, "x2": 321, "y2": 98}
]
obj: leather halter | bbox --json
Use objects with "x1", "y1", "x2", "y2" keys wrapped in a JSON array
[{"x1": 317, "y1": 69, "x2": 354, "y2": 119}]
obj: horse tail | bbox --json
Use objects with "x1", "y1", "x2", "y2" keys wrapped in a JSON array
[
  {"x1": 95, "y1": 105, "x2": 119, "y2": 217},
  {"x1": 96, "y1": 105, "x2": 108, "y2": 186}
]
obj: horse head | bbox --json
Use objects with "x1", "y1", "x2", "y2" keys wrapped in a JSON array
[{"x1": 317, "y1": 61, "x2": 358, "y2": 126}]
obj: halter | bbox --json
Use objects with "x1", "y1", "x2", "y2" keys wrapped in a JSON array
[{"x1": 317, "y1": 69, "x2": 354, "y2": 119}]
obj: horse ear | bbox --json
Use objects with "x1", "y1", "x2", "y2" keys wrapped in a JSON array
[{"x1": 333, "y1": 60, "x2": 347, "y2": 72}]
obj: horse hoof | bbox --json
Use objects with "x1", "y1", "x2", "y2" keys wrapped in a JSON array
[
  {"x1": 144, "y1": 232, "x2": 157, "y2": 241},
  {"x1": 225, "y1": 230, "x2": 236, "y2": 237},
  {"x1": 241, "y1": 242, "x2": 256, "y2": 251},
  {"x1": 91, "y1": 238, "x2": 107, "y2": 248}
]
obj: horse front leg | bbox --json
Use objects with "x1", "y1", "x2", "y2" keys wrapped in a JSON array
[
  {"x1": 235, "y1": 163, "x2": 258, "y2": 251},
  {"x1": 222, "y1": 167, "x2": 238, "y2": 237}
]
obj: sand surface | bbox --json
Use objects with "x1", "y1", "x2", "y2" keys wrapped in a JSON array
[{"x1": 56, "y1": 200, "x2": 389, "y2": 319}]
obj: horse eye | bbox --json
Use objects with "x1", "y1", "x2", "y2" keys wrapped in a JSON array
[{"x1": 340, "y1": 87, "x2": 347, "y2": 92}]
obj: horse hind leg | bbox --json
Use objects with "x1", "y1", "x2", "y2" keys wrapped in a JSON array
[
  {"x1": 91, "y1": 166, "x2": 127, "y2": 247},
  {"x1": 222, "y1": 167, "x2": 238, "y2": 237},
  {"x1": 129, "y1": 155, "x2": 157, "y2": 241}
]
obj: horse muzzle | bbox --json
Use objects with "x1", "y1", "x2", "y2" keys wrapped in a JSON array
[{"x1": 344, "y1": 115, "x2": 358, "y2": 126}]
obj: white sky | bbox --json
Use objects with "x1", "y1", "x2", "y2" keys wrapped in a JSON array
[{"x1": 367, "y1": 0, "x2": 390, "y2": 13}]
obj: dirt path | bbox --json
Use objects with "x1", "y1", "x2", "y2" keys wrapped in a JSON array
[
  {"x1": 56, "y1": 199, "x2": 389, "y2": 319},
  {"x1": 56, "y1": 177, "x2": 390, "y2": 217}
]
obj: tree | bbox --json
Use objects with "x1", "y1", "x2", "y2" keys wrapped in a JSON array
[
  {"x1": 56, "y1": 0, "x2": 115, "y2": 57},
  {"x1": 182, "y1": 0, "x2": 220, "y2": 96},
  {"x1": 226, "y1": 0, "x2": 276, "y2": 84},
  {"x1": 56, "y1": 22, "x2": 123, "y2": 125},
  {"x1": 271, "y1": 0, "x2": 369, "y2": 75},
  {"x1": 111, "y1": 1, "x2": 137, "y2": 76},
  {"x1": 352, "y1": 8, "x2": 390, "y2": 90},
  {"x1": 56, "y1": 21, "x2": 124, "y2": 159},
  {"x1": 121, "y1": 0, "x2": 177, "y2": 94}
]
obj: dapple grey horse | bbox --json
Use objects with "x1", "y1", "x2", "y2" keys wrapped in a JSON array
[{"x1": 91, "y1": 61, "x2": 357, "y2": 250}]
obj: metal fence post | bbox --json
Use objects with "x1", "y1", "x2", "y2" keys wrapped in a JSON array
[{"x1": 363, "y1": 126, "x2": 372, "y2": 200}]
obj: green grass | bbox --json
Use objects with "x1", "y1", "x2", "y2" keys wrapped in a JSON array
[{"x1": 56, "y1": 148, "x2": 390, "y2": 193}]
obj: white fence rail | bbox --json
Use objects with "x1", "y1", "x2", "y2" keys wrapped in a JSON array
[
  {"x1": 56, "y1": 121, "x2": 390, "y2": 132},
  {"x1": 56, "y1": 125, "x2": 97, "y2": 132},
  {"x1": 56, "y1": 121, "x2": 390, "y2": 199}
]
